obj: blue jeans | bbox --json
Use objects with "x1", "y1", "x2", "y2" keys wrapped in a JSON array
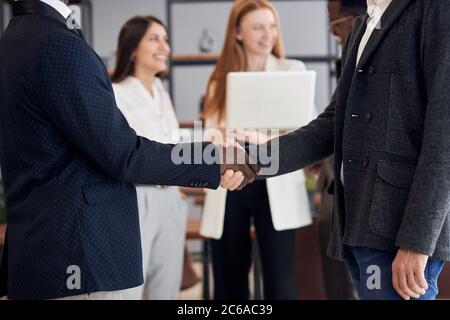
[{"x1": 344, "y1": 246, "x2": 444, "y2": 300}]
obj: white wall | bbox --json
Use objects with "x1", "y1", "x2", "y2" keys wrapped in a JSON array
[
  {"x1": 170, "y1": 0, "x2": 332, "y2": 56},
  {"x1": 2, "y1": 0, "x2": 335, "y2": 119},
  {"x1": 90, "y1": 0, "x2": 166, "y2": 59},
  {"x1": 169, "y1": 0, "x2": 334, "y2": 119}
]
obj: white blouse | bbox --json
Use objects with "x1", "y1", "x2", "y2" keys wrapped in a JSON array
[{"x1": 112, "y1": 76, "x2": 180, "y2": 145}]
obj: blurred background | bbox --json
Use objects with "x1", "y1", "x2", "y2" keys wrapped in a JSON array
[{"x1": 1, "y1": 0, "x2": 449, "y2": 300}]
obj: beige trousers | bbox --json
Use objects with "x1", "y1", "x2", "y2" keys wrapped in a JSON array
[
  {"x1": 54, "y1": 290, "x2": 123, "y2": 300},
  {"x1": 1, "y1": 290, "x2": 123, "y2": 300}
]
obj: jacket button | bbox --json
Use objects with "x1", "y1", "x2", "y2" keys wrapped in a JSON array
[
  {"x1": 368, "y1": 66, "x2": 376, "y2": 75},
  {"x1": 365, "y1": 113, "x2": 373, "y2": 122},
  {"x1": 363, "y1": 158, "x2": 369, "y2": 168}
]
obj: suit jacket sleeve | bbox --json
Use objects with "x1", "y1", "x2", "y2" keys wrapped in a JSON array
[
  {"x1": 256, "y1": 93, "x2": 335, "y2": 177},
  {"x1": 35, "y1": 33, "x2": 220, "y2": 188},
  {"x1": 395, "y1": 1, "x2": 450, "y2": 255},
  {"x1": 255, "y1": 31, "x2": 359, "y2": 178}
]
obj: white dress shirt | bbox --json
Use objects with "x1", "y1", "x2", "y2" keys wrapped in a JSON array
[
  {"x1": 357, "y1": 0, "x2": 393, "y2": 65},
  {"x1": 39, "y1": 0, "x2": 72, "y2": 19}
]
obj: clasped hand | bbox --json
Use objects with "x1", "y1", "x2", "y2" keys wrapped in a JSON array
[{"x1": 215, "y1": 139, "x2": 260, "y2": 191}]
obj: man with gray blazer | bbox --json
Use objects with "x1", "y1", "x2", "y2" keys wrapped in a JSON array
[{"x1": 254, "y1": 0, "x2": 450, "y2": 300}]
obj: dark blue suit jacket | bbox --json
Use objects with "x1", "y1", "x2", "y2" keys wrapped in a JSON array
[{"x1": 0, "y1": 1, "x2": 220, "y2": 299}]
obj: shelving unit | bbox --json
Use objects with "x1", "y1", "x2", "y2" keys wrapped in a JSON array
[
  {"x1": 172, "y1": 52, "x2": 338, "y2": 65},
  {"x1": 167, "y1": 0, "x2": 338, "y2": 122},
  {"x1": 172, "y1": 53, "x2": 220, "y2": 65}
]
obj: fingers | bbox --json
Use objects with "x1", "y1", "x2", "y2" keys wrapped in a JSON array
[
  {"x1": 219, "y1": 143, "x2": 259, "y2": 191},
  {"x1": 220, "y1": 168, "x2": 254, "y2": 191},
  {"x1": 220, "y1": 170, "x2": 235, "y2": 189},
  {"x1": 220, "y1": 167, "x2": 253, "y2": 190},
  {"x1": 392, "y1": 265, "x2": 413, "y2": 300},
  {"x1": 220, "y1": 170, "x2": 244, "y2": 191},
  {"x1": 407, "y1": 271, "x2": 426, "y2": 296},
  {"x1": 415, "y1": 268, "x2": 429, "y2": 291},
  {"x1": 392, "y1": 249, "x2": 430, "y2": 300},
  {"x1": 399, "y1": 272, "x2": 420, "y2": 299},
  {"x1": 228, "y1": 171, "x2": 244, "y2": 191},
  {"x1": 392, "y1": 266, "x2": 423, "y2": 300}
]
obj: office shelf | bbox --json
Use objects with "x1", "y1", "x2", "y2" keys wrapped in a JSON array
[{"x1": 167, "y1": 0, "x2": 338, "y2": 121}]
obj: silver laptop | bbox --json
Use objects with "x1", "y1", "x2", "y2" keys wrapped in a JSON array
[{"x1": 226, "y1": 71, "x2": 316, "y2": 130}]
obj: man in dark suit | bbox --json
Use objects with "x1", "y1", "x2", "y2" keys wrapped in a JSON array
[
  {"x1": 256, "y1": 0, "x2": 450, "y2": 300},
  {"x1": 313, "y1": 0, "x2": 367, "y2": 301},
  {"x1": 0, "y1": 0, "x2": 258, "y2": 300},
  {"x1": 328, "y1": 0, "x2": 368, "y2": 77}
]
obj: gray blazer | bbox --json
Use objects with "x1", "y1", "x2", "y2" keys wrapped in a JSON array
[{"x1": 261, "y1": 0, "x2": 450, "y2": 261}]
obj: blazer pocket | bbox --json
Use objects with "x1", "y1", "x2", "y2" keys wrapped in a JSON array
[
  {"x1": 369, "y1": 161, "x2": 416, "y2": 239},
  {"x1": 82, "y1": 181, "x2": 127, "y2": 205}
]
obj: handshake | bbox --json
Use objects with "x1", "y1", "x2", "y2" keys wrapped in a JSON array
[{"x1": 216, "y1": 139, "x2": 261, "y2": 191}]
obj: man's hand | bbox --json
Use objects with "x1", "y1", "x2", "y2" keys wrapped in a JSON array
[
  {"x1": 217, "y1": 139, "x2": 260, "y2": 191},
  {"x1": 392, "y1": 248, "x2": 429, "y2": 300},
  {"x1": 220, "y1": 169, "x2": 245, "y2": 191}
]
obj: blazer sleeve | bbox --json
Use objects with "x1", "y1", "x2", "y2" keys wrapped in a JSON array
[
  {"x1": 255, "y1": 91, "x2": 335, "y2": 177},
  {"x1": 395, "y1": 1, "x2": 450, "y2": 256},
  {"x1": 254, "y1": 24, "x2": 358, "y2": 178},
  {"x1": 34, "y1": 33, "x2": 220, "y2": 188}
]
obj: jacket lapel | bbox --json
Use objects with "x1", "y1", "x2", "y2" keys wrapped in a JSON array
[
  {"x1": 332, "y1": 16, "x2": 369, "y2": 188},
  {"x1": 356, "y1": 0, "x2": 414, "y2": 69},
  {"x1": 333, "y1": 0, "x2": 415, "y2": 193},
  {"x1": 340, "y1": 15, "x2": 368, "y2": 81},
  {"x1": 334, "y1": 16, "x2": 367, "y2": 134}
]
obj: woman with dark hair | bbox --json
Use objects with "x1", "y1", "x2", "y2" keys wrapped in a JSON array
[{"x1": 112, "y1": 16, "x2": 187, "y2": 300}]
